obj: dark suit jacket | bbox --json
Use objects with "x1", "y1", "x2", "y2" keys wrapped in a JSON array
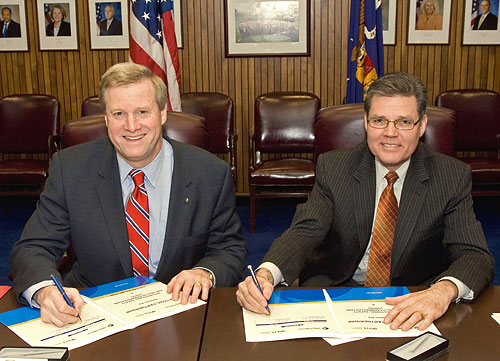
[
  {"x1": 99, "y1": 18, "x2": 122, "y2": 36},
  {"x1": 0, "y1": 20, "x2": 21, "y2": 37},
  {"x1": 264, "y1": 142, "x2": 494, "y2": 300},
  {"x1": 472, "y1": 12, "x2": 498, "y2": 30},
  {"x1": 10, "y1": 137, "x2": 246, "y2": 302},
  {"x1": 46, "y1": 21, "x2": 71, "y2": 36}
]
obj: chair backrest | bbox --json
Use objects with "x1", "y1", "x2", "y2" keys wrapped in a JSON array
[
  {"x1": 254, "y1": 92, "x2": 320, "y2": 153},
  {"x1": 81, "y1": 95, "x2": 103, "y2": 116},
  {"x1": 0, "y1": 94, "x2": 60, "y2": 153},
  {"x1": 60, "y1": 112, "x2": 209, "y2": 151},
  {"x1": 435, "y1": 89, "x2": 500, "y2": 152},
  {"x1": 314, "y1": 103, "x2": 456, "y2": 158},
  {"x1": 180, "y1": 92, "x2": 234, "y2": 154}
]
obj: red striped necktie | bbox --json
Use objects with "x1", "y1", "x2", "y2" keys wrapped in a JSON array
[
  {"x1": 365, "y1": 171, "x2": 399, "y2": 287},
  {"x1": 126, "y1": 169, "x2": 149, "y2": 277}
]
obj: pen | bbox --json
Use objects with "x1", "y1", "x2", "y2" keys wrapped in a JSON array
[
  {"x1": 247, "y1": 265, "x2": 271, "y2": 315},
  {"x1": 50, "y1": 275, "x2": 81, "y2": 322}
]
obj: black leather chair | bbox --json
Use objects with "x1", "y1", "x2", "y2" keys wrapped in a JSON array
[
  {"x1": 435, "y1": 89, "x2": 500, "y2": 195},
  {"x1": 0, "y1": 94, "x2": 60, "y2": 196},
  {"x1": 249, "y1": 91, "x2": 320, "y2": 233}
]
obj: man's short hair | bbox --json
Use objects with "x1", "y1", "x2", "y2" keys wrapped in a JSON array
[
  {"x1": 1, "y1": 7, "x2": 12, "y2": 14},
  {"x1": 364, "y1": 72, "x2": 428, "y2": 119},
  {"x1": 98, "y1": 63, "x2": 168, "y2": 111}
]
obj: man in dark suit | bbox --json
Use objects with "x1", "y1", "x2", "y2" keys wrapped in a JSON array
[
  {"x1": 237, "y1": 72, "x2": 494, "y2": 332},
  {"x1": 99, "y1": 4, "x2": 122, "y2": 36},
  {"x1": 472, "y1": 0, "x2": 498, "y2": 30},
  {"x1": 10, "y1": 62, "x2": 246, "y2": 327},
  {"x1": 1, "y1": 7, "x2": 21, "y2": 37}
]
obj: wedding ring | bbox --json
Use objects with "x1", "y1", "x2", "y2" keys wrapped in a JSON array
[
  {"x1": 415, "y1": 311, "x2": 425, "y2": 320},
  {"x1": 194, "y1": 281, "x2": 203, "y2": 287}
]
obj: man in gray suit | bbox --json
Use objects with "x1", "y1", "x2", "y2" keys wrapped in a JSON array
[
  {"x1": 237, "y1": 72, "x2": 494, "y2": 331},
  {"x1": 10, "y1": 62, "x2": 246, "y2": 327}
]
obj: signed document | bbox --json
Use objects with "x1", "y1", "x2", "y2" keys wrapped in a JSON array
[
  {"x1": 0, "y1": 277, "x2": 205, "y2": 349},
  {"x1": 243, "y1": 287, "x2": 439, "y2": 342}
]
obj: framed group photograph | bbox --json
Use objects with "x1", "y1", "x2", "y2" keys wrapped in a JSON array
[
  {"x1": 88, "y1": 0, "x2": 129, "y2": 49},
  {"x1": 36, "y1": 0, "x2": 78, "y2": 50},
  {"x1": 224, "y1": 0, "x2": 310, "y2": 57},
  {"x1": 382, "y1": 0, "x2": 397, "y2": 45},
  {"x1": 463, "y1": 0, "x2": 500, "y2": 45},
  {"x1": 0, "y1": 0, "x2": 28, "y2": 51},
  {"x1": 407, "y1": 0, "x2": 452, "y2": 44}
]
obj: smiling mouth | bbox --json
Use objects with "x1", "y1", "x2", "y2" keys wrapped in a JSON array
[
  {"x1": 124, "y1": 135, "x2": 145, "y2": 140},
  {"x1": 382, "y1": 143, "x2": 400, "y2": 148}
]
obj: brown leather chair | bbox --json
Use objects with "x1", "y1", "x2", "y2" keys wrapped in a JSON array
[
  {"x1": 181, "y1": 92, "x2": 237, "y2": 183},
  {"x1": 81, "y1": 95, "x2": 102, "y2": 116},
  {"x1": 314, "y1": 103, "x2": 456, "y2": 158},
  {"x1": 435, "y1": 89, "x2": 500, "y2": 195},
  {"x1": 0, "y1": 94, "x2": 60, "y2": 196},
  {"x1": 249, "y1": 91, "x2": 321, "y2": 233}
]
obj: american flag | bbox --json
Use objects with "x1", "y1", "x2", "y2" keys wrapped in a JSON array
[
  {"x1": 130, "y1": 0, "x2": 181, "y2": 111},
  {"x1": 96, "y1": 3, "x2": 102, "y2": 35},
  {"x1": 471, "y1": 0, "x2": 480, "y2": 28},
  {"x1": 44, "y1": 4, "x2": 53, "y2": 24}
]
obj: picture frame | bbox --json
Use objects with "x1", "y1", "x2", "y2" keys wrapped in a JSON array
[
  {"x1": 0, "y1": 0, "x2": 28, "y2": 51},
  {"x1": 224, "y1": 0, "x2": 310, "y2": 57},
  {"x1": 382, "y1": 0, "x2": 397, "y2": 45},
  {"x1": 37, "y1": 0, "x2": 78, "y2": 50},
  {"x1": 463, "y1": 0, "x2": 500, "y2": 45},
  {"x1": 407, "y1": 0, "x2": 452, "y2": 44},
  {"x1": 88, "y1": 0, "x2": 129, "y2": 49},
  {"x1": 173, "y1": 0, "x2": 182, "y2": 48}
]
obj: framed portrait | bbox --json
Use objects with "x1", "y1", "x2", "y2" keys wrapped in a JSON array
[
  {"x1": 0, "y1": 0, "x2": 28, "y2": 51},
  {"x1": 382, "y1": 0, "x2": 397, "y2": 45},
  {"x1": 36, "y1": 0, "x2": 78, "y2": 50},
  {"x1": 88, "y1": 0, "x2": 129, "y2": 49},
  {"x1": 463, "y1": 0, "x2": 500, "y2": 45},
  {"x1": 224, "y1": 0, "x2": 310, "y2": 57},
  {"x1": 407, "y1": 0, "x2": 452, "y2": 44}
]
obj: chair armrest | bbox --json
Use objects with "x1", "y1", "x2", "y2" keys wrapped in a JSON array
[{"x1": 48, "y1": 134, "x2": 61, "y2": 160}]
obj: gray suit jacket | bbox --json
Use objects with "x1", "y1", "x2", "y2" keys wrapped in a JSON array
[
  {"x1": 10, "y1": 136, "x2": 246, "y2": 301},
  {"x1": 264, "y1": 142, "x2": 494, "y2": 300}
]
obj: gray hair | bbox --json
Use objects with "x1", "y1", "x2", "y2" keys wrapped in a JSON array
[
  {"x1": 364, "y1": 72, "x2": 428, "y2": 119},
  {"x1": 98, "y1": 62, "x2": 168, "y2": 111}
]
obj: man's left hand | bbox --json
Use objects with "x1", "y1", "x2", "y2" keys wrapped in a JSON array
[
  {"x1": 384, "y1": 280, "x2": 458, "y2": 331},
  {"x1": 167, "y1": 269, "x2": 213, "y2": 305}
]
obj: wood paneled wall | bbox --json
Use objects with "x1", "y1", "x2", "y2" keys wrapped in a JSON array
[{"x1": 1, "y1": 0, "x2": 499, "y2": 193}]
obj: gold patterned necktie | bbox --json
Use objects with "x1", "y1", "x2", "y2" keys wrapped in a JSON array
[{"x1": 365, "y1": 171, "x2": 399, "y2": 287}]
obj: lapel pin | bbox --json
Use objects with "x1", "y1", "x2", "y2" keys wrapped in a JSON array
[{"x1": 185, "y1": 197, "x2": 189, "y2": 203}]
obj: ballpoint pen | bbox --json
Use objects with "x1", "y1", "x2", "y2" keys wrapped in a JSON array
[
  {"x1": 50, "y1": 275, "x2": 82, "y2": 322},
  {"x1": 247, "y1": 265, "x2": 271, "y2": 315}
]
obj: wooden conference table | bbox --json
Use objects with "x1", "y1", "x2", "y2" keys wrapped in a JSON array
[{"x1": 1, "y1": 286, "x2": 500, "y2": 360}]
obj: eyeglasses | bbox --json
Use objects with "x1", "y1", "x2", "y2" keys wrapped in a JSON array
[{"x1": 367, "y1": 117, "x2": 422, "y2": 130}]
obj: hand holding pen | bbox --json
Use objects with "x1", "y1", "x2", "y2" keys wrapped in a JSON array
[
  {"x1": 50, "y1": 275, "x2": 82, "y2": 322},
  {"x1": 247, "y1": 265, "x2": 271, "y2": 315}
]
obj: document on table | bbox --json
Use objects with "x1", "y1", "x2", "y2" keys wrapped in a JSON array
[
  {"x1": 243, "y1": 287, "x2": 439, "y2": 342},
  {"x1": 0, "y1": 276, "x2": 205, "y2": 349},
  {"x1": 492, "y1": 313, "x2": 500, "y2": 325}
]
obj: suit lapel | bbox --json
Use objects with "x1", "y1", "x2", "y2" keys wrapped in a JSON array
[
  {"x1": 390, "y1": 143, "x2": 430, "y2": 276},
  {"x1": 155, "y1": 139, "x2": 194, "y2": 277},
  {"x1": 353, "y1": 144, "x2": 377, "y2": 253},
  {"x1": 95, "y1": 139, "x2": 133, "y2": 276}
]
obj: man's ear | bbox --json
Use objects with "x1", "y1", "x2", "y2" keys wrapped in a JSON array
[
  {"x1": 419, "y1": 114, "x2": 428, "y2": 137},
  {"x1": 161, "y1": 106, "x2": 167, "y2": 125}
]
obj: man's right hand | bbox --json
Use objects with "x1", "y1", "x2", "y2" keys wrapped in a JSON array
[
  {"x1": 236, "y1": 268, "x2": 274, "y2": 314},
  {"x1": 34, "y1": 286, "x2": 85, "y2": 327}
]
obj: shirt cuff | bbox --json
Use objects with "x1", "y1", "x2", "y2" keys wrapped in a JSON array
[
  {"x1": 438, "y1": 276, "x2": 474, "y2": 302},
  {"x1": 22, "y1": 280, "x2": 55, "y2": 308},
  {"x1": 258, "y1": 262, "x2": 285, "y2": 287},
  {"x1": 193, "y1": 267, "x2": 216, "y2": 288}
]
